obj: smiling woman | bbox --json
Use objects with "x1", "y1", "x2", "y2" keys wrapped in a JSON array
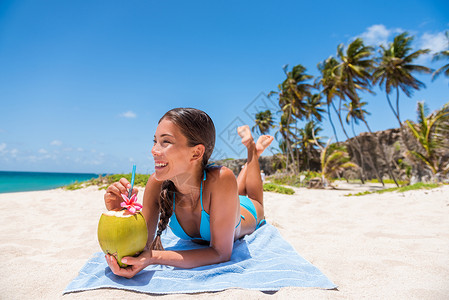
[{"x1": 103, "y1": 107, "x2": 273, "y2": 277}]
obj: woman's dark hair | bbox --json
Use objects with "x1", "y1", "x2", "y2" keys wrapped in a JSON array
[{"x1": 151, "y1": 108, "x2": 215, "y2": 250}]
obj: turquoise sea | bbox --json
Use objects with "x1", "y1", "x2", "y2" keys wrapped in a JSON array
[{"x1": 0, "y1": 171, "x2": 102, "y2": 194}]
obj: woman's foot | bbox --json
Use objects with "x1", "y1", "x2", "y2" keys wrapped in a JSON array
[
  {"x1": 256, "y1": 135, "x2": 274, "y2": 157},
  {"x1": 237, "y1": 125, "x2": 254, "y2": 148}
]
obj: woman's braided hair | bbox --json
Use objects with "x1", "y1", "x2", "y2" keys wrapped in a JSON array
[{"x1": 150, "y1": 108, "x2": 215, "y2": 250}]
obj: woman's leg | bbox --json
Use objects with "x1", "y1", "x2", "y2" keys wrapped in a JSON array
[
  {"x1": 236, "y1": 125, "x2": 273, "y2": 206},
  {"x1": 236, "y1": 163, "x2": 248, "y2": 196}
]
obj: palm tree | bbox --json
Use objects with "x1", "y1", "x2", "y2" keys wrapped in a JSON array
[
  {"x1": 329, "y1": 38, "x2": 375, "y2": 183},
  {"x1": 269, "y1": 85, "x2": 296, "y2": 172},
  {"x1": 372, "y1": 32, "x2": 432, "y2": 151},
  {"x1": 304, "y1": 93, "x2": 326, "y2": 123},
  {"x1": 432, "y1": 31, "x2": 449, "y2": 84},
  {"x1": 405, "y1": 101, "x2": 449, "y2": 177},
  {"x1": 275, "y1": 109, "x2": 297, "y2": 172},
  {"x1": 314, "y1": 138, "x2": 358, "y2": 187},
  {"x1": 253, "y1": 110, "x2": 275, "y2": 135},
  {"x1": 298, "y1": 120, "x2": 323, "y2": 170},
  {"x1": 280, "y1": 64, "x2": 314, "y2": 120},
  {"x1": 275, "y1": 64, "x2": 314, "y2": 173},
  {"x1": 317, "y1": 57, "x2": 341, "y2": 141},
  {"x1": 335, "y1": 38, "x2": 374, "y2": 102}
]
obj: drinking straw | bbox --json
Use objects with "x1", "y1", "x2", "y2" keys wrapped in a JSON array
[{"x1": 128, "y1": 164, "x2": 136, "y2": 198}]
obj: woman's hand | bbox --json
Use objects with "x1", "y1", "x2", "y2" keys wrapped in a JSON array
[
  {"x1": 104, "y1": 178, "x2": 139, "y2": 211},
  {"x1": 105, "y1": 251, "x2": 153, "y2": 279}
]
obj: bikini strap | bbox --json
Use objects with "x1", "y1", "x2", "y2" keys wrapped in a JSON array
[
  {"x1": 200, "y1": 170, "x2": 206, "y2": 211},
  {"x1": 173, "y1": 190, "x2": 176, "y2": 208}
]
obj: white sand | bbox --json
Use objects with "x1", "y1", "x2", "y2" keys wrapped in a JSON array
[{"x1": 1, "y1": 183, "x2": 448, "y2": 299}]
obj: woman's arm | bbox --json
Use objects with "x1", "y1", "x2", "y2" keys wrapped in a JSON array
[{"x1": 141, "y1": 174, "x2": 163, "y2": 248}]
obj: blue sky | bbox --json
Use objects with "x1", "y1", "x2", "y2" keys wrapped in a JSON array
[{"x1": 0, "y1": 0, "x2": 448, "y2": 174}]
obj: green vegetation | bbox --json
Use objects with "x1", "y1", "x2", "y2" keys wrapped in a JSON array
[
  {"x1": 318, "y1": 142, "x2": 357, "y2": 186},
  {"x1": 253, "y1": 110, "x2": 275, "y2": 135},
  {"x1": 366, "y1": 178, "x2": 409, "y2": 185},
  {"x1": 345, "y1": 182, "x2": 442, "y2": 196},
  {"x1": 406, "y1": 102, "x2": 449, "y2": 176},
  {"x1": 64, "y1": 173, "x2": 151, "y2": 191},
  {"x1": 268, "y1": 171, "x2": 320, "y2": 187},
  {"x1": 263, "y1": 183, "x2": 295, "y2": 195}
]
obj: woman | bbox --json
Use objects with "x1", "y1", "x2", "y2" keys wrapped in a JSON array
[{"x1": 104, "y1": 108, "x2": 273, "y2": 278}]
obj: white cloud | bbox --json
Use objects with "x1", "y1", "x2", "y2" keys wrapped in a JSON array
[
  {"x1": 38, "y1": 148, "x2": 48, "y2": 154},
  {"x1": 120, "y1": 111, "x2": 137, "y2": 119},
  {"x1": 419, "y1": 32, "x2": 448, "y2": 53},
  {"x1": 359, "y1": 24, "x2": 404, "y2": 47},
  {"x1": 0, "y1": 143, "x2": 6, "y2": 152},
  {"x1": 360, "y1": 24, "x2": 391, "y2": 46},
  {"x1": 10, "y1": 148, "x2": 18, "y2": 157},
  {"x1": 50, "y1": 140, "x2": 62, "y2": 146}
]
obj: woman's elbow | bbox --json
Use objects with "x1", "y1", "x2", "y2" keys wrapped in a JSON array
[{"x1": 216, "y1": 249, "x2": 232, "y2": 263}]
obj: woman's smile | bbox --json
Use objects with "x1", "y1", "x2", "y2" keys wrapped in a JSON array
[{"x1": 154, "y1": 161, "x2": 168, "y2": 169}]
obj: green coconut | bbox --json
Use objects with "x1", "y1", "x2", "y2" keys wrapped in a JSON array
[{"x1": 97, "y1": 209, "x2": 148, "y2": 267}]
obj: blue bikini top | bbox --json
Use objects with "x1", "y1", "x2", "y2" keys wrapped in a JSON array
[{"x1": 169, "y1": 170, "x2": 211, "y2": 241}]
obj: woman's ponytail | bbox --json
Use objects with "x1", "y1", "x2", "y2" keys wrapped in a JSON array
[{"x1": 150, "y1": 180, "x2": 176, "y2": 250}]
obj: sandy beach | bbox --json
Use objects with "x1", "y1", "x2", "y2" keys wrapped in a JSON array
[{"x1": 1, "y1": 182, "x2": 448, "y2": 299}]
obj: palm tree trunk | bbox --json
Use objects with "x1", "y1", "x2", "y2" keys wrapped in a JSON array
[
  {"x1": 327, "y1": 103, "x2": 339, "y2": 142},
  {"x1": 285, "y1": 111, "x2": 296, "y2": 174},
  {"x1": 294, "y1": 124, "x2": 300, "y2": 174},
  {"x1": 386, "y1": 89, "x2": 416, "y2": 179},
  {"x1": 306, "y1": 145, "x2": 311, "y2": 171},
  {"x1": 332, "y1": 100, "x2": 366, "y2": 183},
  {"x1": 387, "y1": 90, "x2": 413, "y2": 151}
]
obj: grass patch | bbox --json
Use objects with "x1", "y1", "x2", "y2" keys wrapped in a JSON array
[
  {"x1": 345, "y1": 182, "x2": 442, "y2": 196},
  {"x1": 64, "y1": 173, "x2": 151, "y2": 191},
  {"x1": 263, "y1": 183, "x2": 295, "y2": 195},
  {"x1": 268, "y1": 172, "x2": 321, "y2": 188},
  {"x1": 366, "y1": 178, "x2": 409, "y2": 185}
]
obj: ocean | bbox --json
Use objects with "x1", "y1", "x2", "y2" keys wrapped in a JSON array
[{"x1": 0, "y1": 171, "x2": 102, "y2": 194}]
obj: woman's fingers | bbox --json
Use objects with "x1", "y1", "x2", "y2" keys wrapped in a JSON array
[
  {"x1": 115, "y1": 180, "x2": 129, "y2": 195},
  {"x1": 104, "y1": 178, "x2": 139, "y2": 211},
  {"x1": 120, "y1": 255, "x2": 145, "y2": 266},
  {"x1": 105, "y1": 254, "x2": 140, "y2": 279},
  {"x1": 119, "y1": 178, "x2": 132, "y2": 192}
]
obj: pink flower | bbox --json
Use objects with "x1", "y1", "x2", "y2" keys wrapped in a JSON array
[{"x1": 120, "y1": 194, "x2": 143, "y2": 214}]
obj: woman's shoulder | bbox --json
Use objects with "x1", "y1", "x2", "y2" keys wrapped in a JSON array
[
  {"x1": 206, "y1": 165, "x2": 235, "y2": 183},
  {"x1": 205, "y1": 166, "x2": 238, "y2": 200}
]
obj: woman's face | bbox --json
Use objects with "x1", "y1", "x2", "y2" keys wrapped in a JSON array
[{"x1": 151, "y1": 118, "x2": 195, "y2": 181}]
